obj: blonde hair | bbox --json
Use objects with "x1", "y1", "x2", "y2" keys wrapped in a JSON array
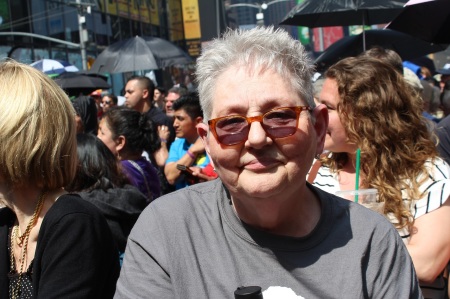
[{"x1": 0, "y1": 60, "x2": 77, "y2": 189}]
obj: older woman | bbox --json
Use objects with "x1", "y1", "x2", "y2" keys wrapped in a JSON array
[
  {"x1": 312, "y1": 56, "x2": 450, "y2": 298},
  {"x1": 115, "y1": 27, "x2": 420, "y2": 298},
  {"x1": 0, "y1": 60, "x2": 119, "y2": 298}
]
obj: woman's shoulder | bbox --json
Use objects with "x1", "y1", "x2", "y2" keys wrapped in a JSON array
[
  {"x1": 412, "y1": 157, "x2": 450, "y2": 219},
  {"x1": 45, "y1": 193, "x2": 105, "y2": 222},
  {"x1": 39, "y1": 193, "x2": 113, "y2": 245},
  {"x1": 417, "y1": 158, "x2": 450, "y2": 193},
  {"x1": 310, "y1": 163, "x2": 339, "y2": 194},
  {"x1": 79, "y1": 185, "x2": 147, "y2": 213},
  {"x1": 148, "y1": 180, "x2": 222, "y2": 216},
  {"x1": 136, "y1": 157, "x2": 157, "y2": 170},
  {"x1": 123, "y1": 158, "x2": 156, "y2": 172},
  {"x1": 131, "y1": 180, "x2": 224, "y2": 242}
]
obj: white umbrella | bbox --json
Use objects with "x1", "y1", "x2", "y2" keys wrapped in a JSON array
[{"x1": 30, "y1": 59, "x2": 79, "y2": 75}]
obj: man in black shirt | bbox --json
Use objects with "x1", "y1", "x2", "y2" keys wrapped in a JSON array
[{"x1": 124, "y1": 76, "x2": 175, "y2": 146}]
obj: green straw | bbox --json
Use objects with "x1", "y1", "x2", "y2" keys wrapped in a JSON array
[{"x1": 354, "y1": 148, "x2": 361, "y2": 203}]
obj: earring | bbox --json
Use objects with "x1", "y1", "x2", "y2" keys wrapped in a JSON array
[{"x1": 315, "y1": 154, "x2": 321, "y2": 160}]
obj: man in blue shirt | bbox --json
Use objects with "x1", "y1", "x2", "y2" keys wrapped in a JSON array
[{"x1": 165, "y1": 93, "x2": 210, "y2": 189}]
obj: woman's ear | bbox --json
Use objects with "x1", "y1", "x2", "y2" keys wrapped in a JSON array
[
  {"x1": 196, "y1": 123, "x2": 210, "y2": 153},
  {"x1": 116, "y1": 135, "x2": 126, "y2": 153}
]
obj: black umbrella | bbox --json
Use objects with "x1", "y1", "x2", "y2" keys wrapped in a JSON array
[
  {"x1": 54, "y1": 72, "x2": 111, "y2": 96},
  {"x1": 281, "y1": 0, "x2": 408, "y2": 27},
  {"x1": 386, "y1": 0, "x2": 450, "y2": 44},
  {"x1": 89, "y1": 36, "x2": 193, "y2": 74},
  {"x1": 314, "y1": 29, "x2": 448, "y2": 72},
  {"x1": 280, "y1": 0, "x2": 408, "y2": 50}
]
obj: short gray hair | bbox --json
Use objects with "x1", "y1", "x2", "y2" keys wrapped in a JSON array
[
  {"x1": 168, "y1": 86, "x2": 188, "y2": 97},
  {"x1": 196, "y1": 26, "x2": 315, "y2": 123}
]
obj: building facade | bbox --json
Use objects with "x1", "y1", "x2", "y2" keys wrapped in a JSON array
[
  {"x1": 0, "y1": 0, "x2": 174, "y2": 67},
  {"x1": 0, "y1": 0, "x2": 227, "y2": 92}
]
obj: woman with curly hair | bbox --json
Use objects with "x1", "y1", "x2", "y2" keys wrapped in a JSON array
[{"x1": 310, "y1": 56, "x2": 450, "y2": 298}]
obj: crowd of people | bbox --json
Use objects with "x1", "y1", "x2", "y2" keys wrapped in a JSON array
[{"x1": 1, "y1": 25, "x2": 450, "y2": 298}]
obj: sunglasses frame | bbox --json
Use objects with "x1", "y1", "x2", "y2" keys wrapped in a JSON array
[{"x1": 208, "y1": 106, "x2": 312, "y2": 146}]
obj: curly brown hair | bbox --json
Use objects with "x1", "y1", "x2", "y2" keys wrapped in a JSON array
[{"x1": 322, "y1": 56, "x2": 438, "y2": 230}]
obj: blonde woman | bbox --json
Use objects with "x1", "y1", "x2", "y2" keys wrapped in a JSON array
[{"x1": 0, "y1": 60, "x2": 119, "y2": 298}]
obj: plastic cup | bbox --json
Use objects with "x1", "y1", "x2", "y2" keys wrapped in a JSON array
[{"x1": 335, "y1": 189, "x2": 383, "y2": 213}]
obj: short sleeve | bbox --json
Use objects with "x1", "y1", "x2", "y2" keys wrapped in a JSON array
[
  {"x1": 166, "y1": 138, "x2": 184, "y2": 164},
  {"x1": 413, "y1": 158, "x2": 450, "y2": 219}
]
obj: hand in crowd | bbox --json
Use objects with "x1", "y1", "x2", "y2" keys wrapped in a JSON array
[
  {"x1": 158, "y1": 125, "x2": 170, "y2": 142},
  {"x1": 190, "y1": 166, "x2": 217, "y2": 182}
]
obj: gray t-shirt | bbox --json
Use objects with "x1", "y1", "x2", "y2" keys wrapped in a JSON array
[{"x1": 115, "y1": 179, "x2": 422, "y2": 299}]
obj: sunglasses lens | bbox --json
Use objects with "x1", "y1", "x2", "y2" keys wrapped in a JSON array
[
  {"x1": 215, "y1": 116, "x2": 249, "y2": 145},
  {"x1": 263, "y1": 109, "x2": 298, "y2": 137},
  {"x1": 211, "y1": 107, "x2": 305, "y2": 145}
]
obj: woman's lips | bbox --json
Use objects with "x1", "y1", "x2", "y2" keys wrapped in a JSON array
[{"x1": 244, "y1": 158, "x2": 280, "y2": 171}]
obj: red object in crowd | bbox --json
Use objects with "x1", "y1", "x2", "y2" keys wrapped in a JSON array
[{"x1": 201, "y1": 163, "x2": 218, "y2": 179}]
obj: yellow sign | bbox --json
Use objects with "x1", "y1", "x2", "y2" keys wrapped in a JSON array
[
  {"x1": 182, "y1": 0, "x2": 201, "y2": 40},
  {"x1": 168, "y1": 0, "x2": 184, "y2": 41},
  {"x1": 117, "y1": 0, "x2": 129, "y2": 18},
  {"x1": 105, "y1": 0, "x2": 159, "y2": 25},
  {"x1": 149, "y1": 0, "x2": 160, "y2": 26},
  {"x1": 186, "y1": 40, "x2": 201, "y2": 57},
  {"x1": 106, "y1": 0, "x2": 118, "y2": 15}
]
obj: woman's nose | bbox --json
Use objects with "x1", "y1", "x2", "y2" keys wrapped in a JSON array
[{"x1": 245, "y1": 121, "x2": 273, "y2": 149}]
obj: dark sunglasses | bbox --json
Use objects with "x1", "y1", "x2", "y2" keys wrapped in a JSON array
[
  {"x1": 102, "y1": 101, "x2": 112, "y2": 105},
  {"x1": 208, "y1": 106, "x2": 312, "y2": 146}
]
